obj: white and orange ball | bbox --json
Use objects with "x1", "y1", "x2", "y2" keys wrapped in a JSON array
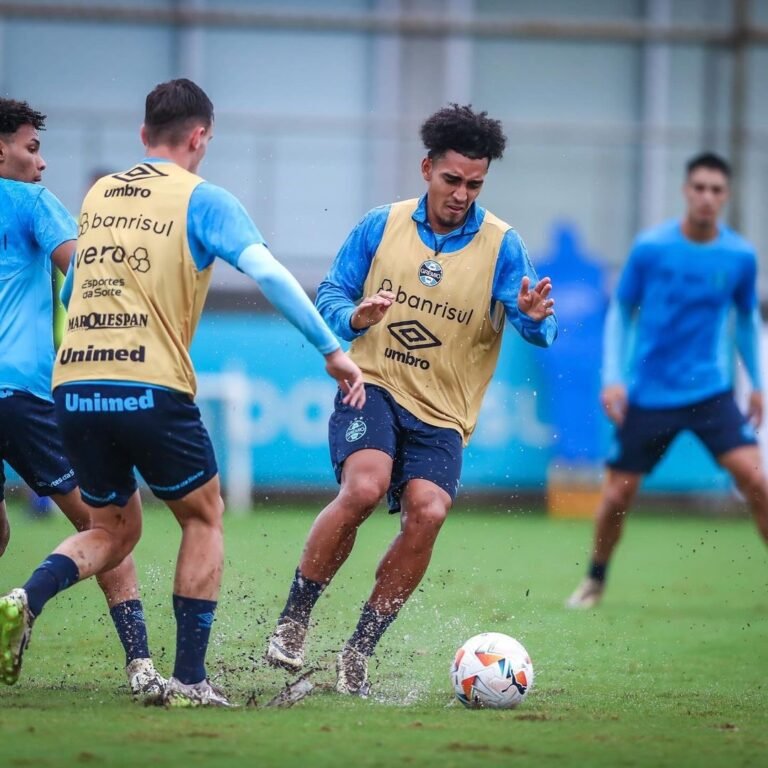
[{"x1": 451, "y1": 632, "x2": 533, "y2": 709}]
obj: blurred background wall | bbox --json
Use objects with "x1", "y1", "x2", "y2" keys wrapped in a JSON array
[{"x1": 2, "y1": 0, "x2": 767, "y2": 505}]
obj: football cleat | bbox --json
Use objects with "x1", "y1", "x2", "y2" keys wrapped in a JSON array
[
  {"x1": 335, "y1": 644, "x2": 370, "y2": 697},
  {"x1": 126, "y1": 657, "x2": 166, "y2": 704},
  {"x1": 0, "y1": 588, "x2": 34, "y2": 685},
  {"x1": 265, "y1": 617, "x2": 307, "y2": 672},
  {"x1": 565, "y1": 577, "x2": 605, "y2": 609},
  {"x1": 162, "y1": 676, "x2": 232, "y2": 708}
]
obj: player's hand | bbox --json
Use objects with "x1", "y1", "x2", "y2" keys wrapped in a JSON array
[
  {"x1": 601, "y1": 384, "x2": 628, "y2": 426},
  {"x1": 324, "y1": 349, "x2": 366, "y2": 409},
  {"x1": 0, "y1": 512, "x2": 9, "y2": 557},
  {"x1": 748, "y1": 390, "x2": 763, "y2": 427},
  {"x1": 350, "y1": 290, "x2": 395, "y2": 330},
  {"x1": 518, "y1": 277, "x2": 555, "y2": 321}
]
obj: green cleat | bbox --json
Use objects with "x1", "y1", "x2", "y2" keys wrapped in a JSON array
[{"x1": 0, "y1": 588, "x2": 34, "y2": 685}]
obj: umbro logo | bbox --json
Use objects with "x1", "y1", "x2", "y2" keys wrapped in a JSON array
[
  {"x1": 387, "y1": 320, "x2": 442, "y2": 351},
  {"x1": 111, "y1": 163, "x2": 168, "y2": 184}
]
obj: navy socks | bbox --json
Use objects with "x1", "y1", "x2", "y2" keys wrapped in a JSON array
[
  {"x1": 348, "y1": 602, "x2": 398, "y2": 657},
  {"x1": 172, "y1": 594, "x2": 217, "y2": 685},
  {"x1": 279, "y1": 568, "x2": 326, "y2": 627},
  {"x1": 109, "y1": 599, "x2": 150, "y2": 665},
  {"x1": 23, "y1": 553, "x2": 79, "y2": 617}
]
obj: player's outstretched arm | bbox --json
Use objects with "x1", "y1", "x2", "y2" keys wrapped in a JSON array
[{"x1": 236, "y1": 243, "x2": 365, "y2": 408}]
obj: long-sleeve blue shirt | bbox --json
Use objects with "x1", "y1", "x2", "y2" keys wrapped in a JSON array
[
  {"x1": 603, "y1": 219, "x2": 762, "y2": 407},
  {"x1": 316, "y1": 195, "x2": 557, "y2": 348}
]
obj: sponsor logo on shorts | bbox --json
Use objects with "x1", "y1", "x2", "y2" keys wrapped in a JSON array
[
  {"x1": 378, "y1": 279, "x2": 473, "y2": 326},
  {"x1": 345, "y1": 417, "x2": 367, "y2": 442},
  {"x1": 64, "y1": 388, "x2": 155, "y2": 413},
  {"x1": 67, "y1": 312, "x2": 149, "y2": 331},
  {"x1": 58, "y1": 344, "x2": 146, "y2": 365},
  {"x1": 48, "y1": 468, "x2": 75, "y2": 488},
  {"x1": 418, "y1": 259, "x2": 443, "y2": 287}
]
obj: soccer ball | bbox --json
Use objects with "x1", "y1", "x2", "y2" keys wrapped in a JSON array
[{"x1": 451, "y1": 632, "x2": 533, "y2": 709}]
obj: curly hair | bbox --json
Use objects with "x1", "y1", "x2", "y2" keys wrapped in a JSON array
[
  {"x1": 420, "y1": 104, "x2": 506, "y2": 163},
  {"x1": 0, "y1": 99, "x2": 46, "y2": 136}
]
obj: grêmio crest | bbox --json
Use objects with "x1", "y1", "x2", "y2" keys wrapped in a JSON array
[{"x1": 418, "y1": 260, "x2": 443, "y2": 287}]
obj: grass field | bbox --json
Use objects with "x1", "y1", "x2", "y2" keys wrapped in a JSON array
[{"x1": 0, "y1": 499, "x2": 766, "y2": 767}]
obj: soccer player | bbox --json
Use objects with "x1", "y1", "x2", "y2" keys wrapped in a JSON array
[
  {"x1": 566, "y1": 152, "x2": 768, "y2": 609},
  {"x1": 0, "y1": 79, "x2": 365, "y2": 707},
  {"x1": 0, "y1": 98, "x2": 164, "y2": 700},
  {"x1": 266, "y1": 104, "x2": 558, "y2": 695}
]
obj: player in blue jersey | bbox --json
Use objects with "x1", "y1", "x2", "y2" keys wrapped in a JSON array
[
  {"x1": 266, "y1": 104, "x2": 557, "y2": 695},
  {"x1": 0, "y1": 98, "x2": 165, "y2": 699},
  {"x1": 567, "y1": 152, "x2": 768, "y2": 609},
  {"x1": 0, "y1": 80, "x2": 364, "y2": 708}
]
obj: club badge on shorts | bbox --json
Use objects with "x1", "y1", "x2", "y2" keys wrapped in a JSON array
[{"x1": 345, "y1": 417, "x2": 367, "y2": 442}]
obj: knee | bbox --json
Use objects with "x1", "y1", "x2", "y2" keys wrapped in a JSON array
[
  {"x1": 340, "y1": 475, "x2": 387, "y2": 514},
  {"x1": 403, "y1": 494, "x2": 450, "y2": 539},
  {"x1": 602, "y1": 482, "x2": 635, "y2": 515},
  {"x1": 735, "y1": 468, "x2": 768, "y2": 501}
]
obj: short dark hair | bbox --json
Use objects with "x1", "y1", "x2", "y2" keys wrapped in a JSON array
[
  {"x1": 0, "y1": 99, "x2": 46, "y2": 137},
  {"x1": 420, "y1": 104, "x2": 506, "y2": 163},
  {"x1": 686, "y1": 152, "x2": 731, "y2": 179},
  {"x1": 143, "y1": 78, "x2": 214, "y2": 146}
]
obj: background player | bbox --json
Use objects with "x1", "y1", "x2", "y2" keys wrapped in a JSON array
[
  {"x1": 267, "y1": 104, "x2": 557, "y2": 695},
  {"x1": 0, "y1": 98, "x2": 164, "y2": 699},
  {"x1": 0, "y1": 79, "x2": 364, "y2": 707},
  {"x1": 567, "y1": 152, "x2": 768, "y2": 609}
]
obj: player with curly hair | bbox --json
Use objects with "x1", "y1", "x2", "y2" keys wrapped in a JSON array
[
  {"x1": 0, "y1": 98, "x2": 165, "y2": 700},
  {"x1": 266, "y1": 104, "x2": 558, "y2": 695}
]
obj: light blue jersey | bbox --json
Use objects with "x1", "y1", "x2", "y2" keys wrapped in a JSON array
[
  {"x1": 316, "y1": 195, "x2": 557, "y2": 348},
  {"x1": 0, "y1": 178, "x2": 76, "y2": 401},
  {"x1": 603, "y1": 220, "x2": 761, "y2": 408}
]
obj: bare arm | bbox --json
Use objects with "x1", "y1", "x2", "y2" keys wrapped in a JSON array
[{"x1": 51, "y1": 240, "x2": 76, "y2": 275}]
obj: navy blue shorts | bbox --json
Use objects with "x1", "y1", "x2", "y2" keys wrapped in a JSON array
[
  {"x1": 53, "y1": 383, "x2": 217, "y2": 508},
  {"x1": 607, "y1": 390, "x2": 757, "y2": 474},
  {"x1": 0, "y1": 389, "x2": 78, "y2": 502},
  {"x1": 329, "y1": 384, "x2": 463, "y2": 513}
]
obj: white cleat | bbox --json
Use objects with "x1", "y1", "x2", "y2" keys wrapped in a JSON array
[
  {"x1": 0, "y1": 588, "x2": 34, "y2": 685},
  {"x1": 162, "y1": 676, "x2": 232, "y2": 708},
  {"x1": 265, "y1": 617, "x2": 307, "y2": 672},
  {"x1": 565, "y1": 577, "x2": 605, "y2": 609},
  {"x1": 126, "y1": 657, "x2": 166, "y2": 704},
  {"x1": 336, "y1": 645, "x2": 370, "y2": 697}
]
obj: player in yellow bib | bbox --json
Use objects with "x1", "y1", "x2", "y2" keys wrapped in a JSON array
[
  {"x1": 267, "y1": 104, "x2": 558, "y2": 695},
  {"x1": 0, "y1": 79, "x2": 364, "y2": 707}
]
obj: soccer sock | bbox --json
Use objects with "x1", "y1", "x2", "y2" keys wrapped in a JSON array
[
  {"x1": 279, "y1": 568, "x2": 326, "y2": 627},
  {"x1": 109, "y1": 599, "x2": 150, "y2": 666},
  {"x1": 348, "y1": 602, "x2": 398, "y2": 657},
  {"x1": 23, "y1": 553, "x2": 80, "y2": 617},
  {"x1": 172, "y1": 594, "x2": 217, "y2": 685},
  {"x1": 589, "y1": 560, "x2": 608, "y2": 583}
]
